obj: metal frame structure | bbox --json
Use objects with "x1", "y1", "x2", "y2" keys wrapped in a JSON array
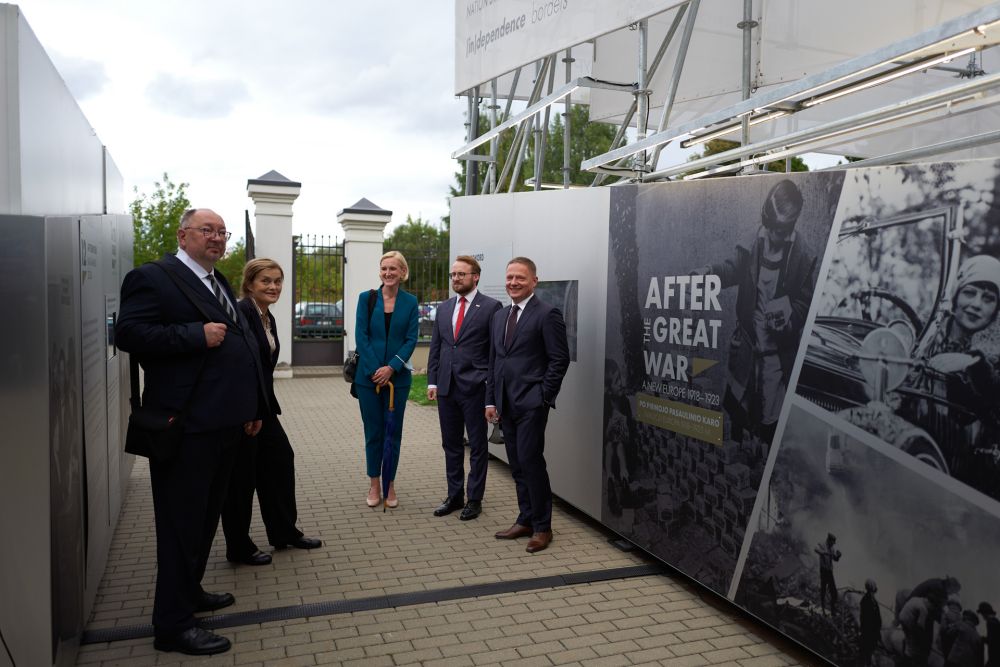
[{"x1": 453, "y1": 3, "x2": 1000, "y2": 189}]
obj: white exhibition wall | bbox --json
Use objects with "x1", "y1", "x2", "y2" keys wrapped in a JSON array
[
  {"x1": 451, "y1": 187, "x2": 610, "y2": 518},
  {"x1": 1, "y1": 4, "x2": 109, "y2": 216},
  {"x1": 454, "y1": 159, "x2": 1000, "y2": 667}
]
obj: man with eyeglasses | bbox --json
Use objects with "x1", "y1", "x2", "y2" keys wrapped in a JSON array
[
  {"x1": 116, "y1": 208, "x2": 267, "y2": 655},
  {"x1": 428, "y1": 256, "x2": 502, "y2": 520}
]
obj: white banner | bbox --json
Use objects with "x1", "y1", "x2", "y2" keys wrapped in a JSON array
[{"x1": 454, "y1": 0, "x2": 682, "y2": 94}]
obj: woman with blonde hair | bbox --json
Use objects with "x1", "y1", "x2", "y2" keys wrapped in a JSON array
[
  {"x1": 221, "y1": 258, "x2": 321, "y2": 565},
  {"x1": 354, "y1": 250, "x2": 419, "y2": 508}
]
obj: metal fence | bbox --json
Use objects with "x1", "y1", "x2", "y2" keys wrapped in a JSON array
[
  {"x1": 391, "y1": 238, "x2": 450, "y2": 305},
  {"x1": 294, "y1": 234, "x2": 344, "y2": 305}
]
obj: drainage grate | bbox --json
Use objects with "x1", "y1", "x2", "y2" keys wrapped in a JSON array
[{"x1": 81, "y1": 563, "x2": 665, "y2": 645}]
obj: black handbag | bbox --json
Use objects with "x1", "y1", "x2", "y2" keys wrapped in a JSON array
[
  {"x1": 124, "y1": 357, "x2": 191, "y2": 462},
  {"x1": 344, "y1": 289, "x2": 377, "y2": 385},
  {"x1": 124, "y1": 261, "x2": 216, "y2": 461}
]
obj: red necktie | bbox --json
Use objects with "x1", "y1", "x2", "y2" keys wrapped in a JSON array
[{"x1": 454, "y1": 296, "x2": 467, "y2": 338}]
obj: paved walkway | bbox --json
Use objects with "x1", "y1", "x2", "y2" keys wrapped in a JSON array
[{"x1": 76, "y1": 371, "x2": 820, "y2": 667}]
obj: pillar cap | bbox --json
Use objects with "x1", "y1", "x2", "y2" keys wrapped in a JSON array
[
  {"x1": 247, "y1": 170, "x2": 301, "y2": 188},
  {"x1": 338, "y1": 197, "x2": 392, "y2": 217}
]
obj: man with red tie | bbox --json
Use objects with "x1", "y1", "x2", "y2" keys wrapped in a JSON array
[
  {"x1": 486, "y1": 257, "x2": 570, "y2": 553},
  {"x1": 428, "y1": 256, "x2": 502, "y2": 520}
]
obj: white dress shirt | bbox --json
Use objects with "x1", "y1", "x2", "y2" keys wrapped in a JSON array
[{"x1": 176, "y1": 248, "x2": 237, "y2": 312}]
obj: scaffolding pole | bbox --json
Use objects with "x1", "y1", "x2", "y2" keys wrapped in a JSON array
[
  {"x1": 592, "y1": 2, "x2": 690, "y2": 186},
  {"x1": 563, "y1": 47, "x2": 573, "y2": 188}
]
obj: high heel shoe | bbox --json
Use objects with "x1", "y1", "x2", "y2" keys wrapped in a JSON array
[{"x1": 366, "y1": 489, "x2": 381, "y2": 507}]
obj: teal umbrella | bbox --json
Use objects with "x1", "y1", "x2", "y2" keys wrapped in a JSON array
[{"x1": 375, "y1": 381, "x2": 397, "y2": 513}]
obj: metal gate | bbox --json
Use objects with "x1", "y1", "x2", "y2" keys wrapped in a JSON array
[{"x1": 292, "y1": 234, "x2": 345, "y2": 366}]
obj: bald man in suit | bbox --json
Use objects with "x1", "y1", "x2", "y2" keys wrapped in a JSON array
[
  {"x1": 116, "y1": 208, "x2": 266, "y2": 656},
  {"x1": 486, "y1": 257, "x2": 569, "y2": 553}
]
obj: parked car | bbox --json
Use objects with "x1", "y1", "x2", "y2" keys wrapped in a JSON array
[
  {"x1": 418, "y1": 301, "x2": 440, "y2": 338},
  {"x1": 796, "y1": 205, "x2": 1000, "y2": 501},
  {"x1": 294, "y1": 301, "x2": 344, "y2": 338}
]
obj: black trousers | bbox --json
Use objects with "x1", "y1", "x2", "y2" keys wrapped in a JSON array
[
  {"x1": 502, "y1": 400, "x2": 552, "y2": 532},
  {"x1": 221, "y1": 415, "x2": 302, "y2": 557},
  {"x1": 149, "y1": 428, "x2": 239, "y2": 637},
  {"x1": 437, "y1": 383, "x2": 489, "y2": 502}
]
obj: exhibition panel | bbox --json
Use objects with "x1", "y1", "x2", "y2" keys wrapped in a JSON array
[
  {"x1": 451, "y1": 187, "x2": 611, "y2": 517},
  {"x1": 603, "y1": 160, "x2": 1000, "y2": 666},
  {"x1": 454, "y1": 158, "x2": 1000, "y2": 665}
]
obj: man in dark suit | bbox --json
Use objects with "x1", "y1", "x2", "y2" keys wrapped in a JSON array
[
  {"x1": 485, "y1": 257, "x2": 569, "y2": 553},
  {"x1": 116, "y1": 208, "x2": 265, "y2": 656},
  {"x1": 428, "y1": 255, "x2": 502, "y2": 520}
]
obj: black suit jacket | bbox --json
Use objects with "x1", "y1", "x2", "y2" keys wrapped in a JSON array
[
  {"x1": 237, "y1": 297, "x2": 281, "y2": 416},
  {"x1": 115, "y1": 253, "x2": 265, "y2": 432},
  {"x1": 485, "y1": 295, "x2": 570, "y2": 416},
  {"x1": 427, "y1": 291, "x2": 502, "y2": 397}
]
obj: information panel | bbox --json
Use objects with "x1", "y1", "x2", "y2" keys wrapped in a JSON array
[{"x1": 603, "y1": 160, "x2": 1000, "y2": 667}]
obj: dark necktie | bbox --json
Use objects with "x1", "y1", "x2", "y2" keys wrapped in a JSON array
[
  {"x1": 454, "y1": 296, "x2": 467, "y2": 338},
  {"x1": 207, "y1": 273, "x2": 237, "y2": 322},
  {"x1": 504, "y1": 304, "x2": 519, "y2": 349}
]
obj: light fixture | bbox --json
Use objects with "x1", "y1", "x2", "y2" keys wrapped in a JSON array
[
  {"x1": 680, "y1": 110, "x2": 790, "y2": 148},
  {"x1": 800, "y1": 47, "x2": 978, "y2": 108}
]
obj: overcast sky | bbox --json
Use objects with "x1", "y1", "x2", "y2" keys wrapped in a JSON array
[{"x1": 16, "y1": 0, "x2": 466, "y2": 240}]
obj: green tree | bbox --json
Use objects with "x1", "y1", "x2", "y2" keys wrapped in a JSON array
[
  {"x1": 445, "y1": 103, "x2": 617, "y2": 226},
  {"x1": 129, "y1": 173, "x2": 246, "y2": 287},
  {"x1": 130, "y1": 173, "x2": 190, "y2": 267},
  {"x1": 685, "y1": 138, "x2": 808, "y2": 176},
  {"x1": 293, "y1": 237, "x2": 344, "y2": 304},
  {"x1": 384, "y1": 215, "x2": 449, "y2": 303},
  {"x1": 214, "y1": 239, "x2": 247, "y2": 292}
]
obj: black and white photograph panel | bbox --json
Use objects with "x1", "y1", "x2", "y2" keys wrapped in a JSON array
[
  {"x1": 797, "y1": 159, "x2": 1000, "y2": 503},
  {"x1": 734, "y1": 398, "x2": 1000, "y2": 667},
  {"x1": 602, "y1": 171, "x2": 845, "y2": 595}
]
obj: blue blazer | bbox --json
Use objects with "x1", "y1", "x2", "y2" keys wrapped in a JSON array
[
  {"x1": 485, "y1": 295, "x2": 570, "y2": 416},
  {"x1": 115, "y1": 253, "x2": 265, "y2": 432},
  {"x1": 427, "y1": 292, "x2": 502, "y2": 397},
  {"x1": 354, "y1": 287, "x2": 419, "y2": 390}
]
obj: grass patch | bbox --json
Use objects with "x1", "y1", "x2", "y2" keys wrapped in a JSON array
[{"x1": 407, "y1": 373, "x2": 434, "y2": 406}]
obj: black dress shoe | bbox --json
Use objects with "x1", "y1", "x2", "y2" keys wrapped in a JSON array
[
  {"x1": 195, "y1": 591, "x2": 236, "y2": 613},
  {"x1": 226, "y1": 550, "x2": 271, "y2": 566},
  {"x1": 433, "y1": 495, "x2": 465, "y2": 517},
  {"x1": 459, "y1": 500, "x2": 482, "y2": 521},
  {"x1": 154, "y1": 627, "x2": 231, "y2": 655},
  {"x1": 275, "y1": 536, "x2": 322, "y2": 550}
]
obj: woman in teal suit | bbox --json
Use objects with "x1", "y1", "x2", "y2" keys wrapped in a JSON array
[{"x1": 355, "y1": 250, "x2": 420, "y2": 508}]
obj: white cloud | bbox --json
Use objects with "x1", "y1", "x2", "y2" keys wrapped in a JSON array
[
  {"x1": 14, "y1": 0, "x2": 467, "y2": 236},
  {"x1": 145, "y1": 73, "x2": 250, "y2": 119},
  {"x1": 48, "y1": 53, "x2": 108, "y2": 100}
]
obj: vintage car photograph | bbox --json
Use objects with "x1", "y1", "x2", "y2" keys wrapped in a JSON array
[{"x1": 796, "y1": 161, "x2": 1000, "y2": 503}]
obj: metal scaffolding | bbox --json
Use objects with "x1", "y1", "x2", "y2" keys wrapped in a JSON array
[{"x1": 453, "y1": 2, "x2": 1000, "y2": 190}]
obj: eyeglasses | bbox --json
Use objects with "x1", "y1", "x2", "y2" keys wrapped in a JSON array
[
  {"x1": 449, "y1": 272, "x2": 477, "y2": 279},
  {"x1": 185, "y1": 227, "x2": 232, "y2": 240}
]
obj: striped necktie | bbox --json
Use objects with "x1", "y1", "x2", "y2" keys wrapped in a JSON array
[
  {"x1": 207, "y1": 273, "x2": 238, "y2": 322},
  {"x1": 504, "y1": 304, "x2": 519, "y2": 349}
]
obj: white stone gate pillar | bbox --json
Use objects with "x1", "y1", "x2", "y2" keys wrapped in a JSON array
[
  {"x1": 247, "y1": 170, "x2": 300, "y2": 378},
  {"x1": 339, "y1": 198, "x2": 392, "y2": 355}
]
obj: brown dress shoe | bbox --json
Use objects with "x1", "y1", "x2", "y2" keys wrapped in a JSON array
[
  {"x1": 526, "y1": 530, "x2": 553, "y2": 553},
  {"x1": 494, "y1": 523, "x2": 533, "y2": 539}
]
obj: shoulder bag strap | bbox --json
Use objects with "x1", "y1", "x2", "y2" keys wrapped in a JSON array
[
  {"x1": 367, "y1": 288, "x2": 377, "y2": 332},
  {"x1": 152, "y1": 259, "x2": 216, "y2": 323}
]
